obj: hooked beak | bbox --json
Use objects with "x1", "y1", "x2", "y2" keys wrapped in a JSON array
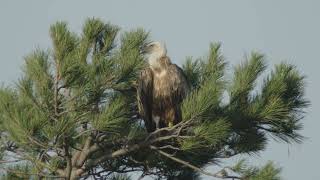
[
  {"x1": 139, "y1": 44, "x2": 148, "y2": 54},
  {"x1": 140, "y1": 43, "x2": 152, "y2": 54}
]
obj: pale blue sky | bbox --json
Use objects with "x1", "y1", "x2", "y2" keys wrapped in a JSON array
[{"x1": 0, "y1": 0, "x2": 319, "y2": 179}]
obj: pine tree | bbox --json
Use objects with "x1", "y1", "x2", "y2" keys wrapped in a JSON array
[{"x1": 0, "y1": 18, "x2": 309, "y2": 180}]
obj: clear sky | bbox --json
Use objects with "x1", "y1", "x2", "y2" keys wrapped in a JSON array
[{"x1": 0, "y1": 0, "x2": 319, "y2": 179}]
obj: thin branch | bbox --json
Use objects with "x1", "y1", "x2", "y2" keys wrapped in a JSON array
[
  {"x1": 73, "y1": 136, "x2": 94, "y2": 168},
  {"x1": 72, "y1": 129, "x2": 94, "y2": 139},
  {"x1": 256, "y1": 125, "x2": 280, "y2": 133},
  {"x1": 137, "y1": 172, "x2": 146, "y2": 180},
  {"x1": 27, "y1": 136, "x2": 48, "y2": 149},
  {"x1": 54, "y1": 57, "x2": 61, "y2": 116},
  {"x1": 157, "y1": 145, "x2": 181, "y2": 151},
  {"x1": 0, "y1": 159, "x2": 23, "y2": 163},
  {"x1": 144, "y1": 119, "x2": 193, "y2": 141},
  {"x1": 150, "y1": 146, "x2": 241, "y2": 179},
  {"x1": 88, "y1": 142, "x2": 147, "y2": 167},
  {"x1": 64, "y1": 137, "x2": 72, "y2": 179}
]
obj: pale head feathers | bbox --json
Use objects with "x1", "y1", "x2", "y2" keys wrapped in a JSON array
[{"x1": 143, "y1": 41, "x2": 168, "y2": 69}]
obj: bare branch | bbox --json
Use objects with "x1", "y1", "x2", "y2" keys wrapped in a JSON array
[
  {"x1": 0, "y1": 159, "x2": 23, "y2": 163},
  {"x1": 150, "y1": 146, "x2": 242, "y2": 179},
  {"x1": 157, "y1": 145, "x2": 181, "y2": 151}
]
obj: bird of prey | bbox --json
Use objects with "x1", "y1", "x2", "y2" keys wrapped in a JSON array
[{"x1": 137, "y1": 41, "x2": 190, "y2": 132}]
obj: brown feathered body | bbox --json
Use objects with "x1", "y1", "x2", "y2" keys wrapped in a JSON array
[{"x1": 137, "y1": 56, "x2": 190, "y2": 132}]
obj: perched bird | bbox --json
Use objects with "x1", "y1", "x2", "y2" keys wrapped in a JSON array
[{"x1": 137, "y1": 41, "x2": 190, "y2": 132}]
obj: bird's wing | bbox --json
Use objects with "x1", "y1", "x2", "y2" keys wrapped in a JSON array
[
  {"x1": 137, "y1": 67, "x2": 155, "y2": 132},
  {"x1": 167, "y1": 63, "x2": 191, "y2": 102}
]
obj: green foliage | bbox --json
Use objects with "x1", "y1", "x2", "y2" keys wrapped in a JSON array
[
  {"x1": 182, "y1": 43, "x2": 226, "y2": 123},
  {"x1": 182, "y1": 80, "x2": 222, "y2": 123},
  {"x1": 0, "y1": 87, "x2": 48, "y2": 148},
  {"x1": 182, "y1": 57, "x2": 201, "y2": 89},
  {"x1": 0, "y1": 164, "x2": 32, "y2": 180},
  {"x1": 109, "y1": 174, "x2": 131, "y2": 180},
  {"x1": 112, "y1": 28, "x2": 149, "y2": 90},
  {"x1": 182, "y1": 42, "x2": 226, "y2": 89},
  {"x1": 247, "y1": 63, "x2": 309, "y2": 143},
  {"x1": 232, "y1": 160, "x2": 282, "y2": 180},
  {"x1": 50, "y1": 21, "x2": 78, "y2": 64},
  {"x1": 181, "y1": 119, "x2": 230, "y2": 151},
  {"x1": 229, "y1": 52, "x2": 266, "y2": 106},
  {"x1": 93, "y1": 96, "x2": 130, "y2": 134},
  {"x1": 202, "y1": 42, "x2": 227, "y2": 84}
]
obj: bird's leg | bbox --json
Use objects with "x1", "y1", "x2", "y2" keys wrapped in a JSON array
[
  {"x1": 153, "y1": 116, "x2": 160, "y2": 130},
  {"x1": 165, "y1": 108, "x2": 175, "y2": 128}
]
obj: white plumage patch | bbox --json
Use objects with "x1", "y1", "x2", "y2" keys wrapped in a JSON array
[
  {"x1": 155, "y1": 70, "x2": 167, "y2": 78},
  {"x1": 148, "y1": 55, "x2": 161, "y2": 69}
]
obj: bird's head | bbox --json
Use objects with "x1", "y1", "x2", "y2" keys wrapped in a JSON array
[
  {"x1": 141, "y1": 41, "x2": 167, "y2": 69},
  {"x1": 141, "y1": 41, "x2": 167, "y2": 59}
]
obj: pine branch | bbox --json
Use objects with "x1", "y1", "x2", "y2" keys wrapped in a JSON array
[{"x1": 0, "y1": 167, "x2": 63, "y2": 179}]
